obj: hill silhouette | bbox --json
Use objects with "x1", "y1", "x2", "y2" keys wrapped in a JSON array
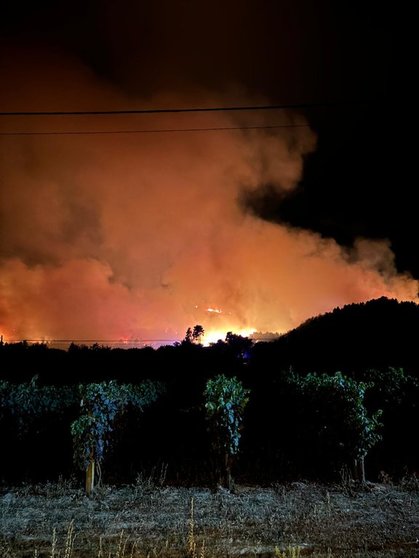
[{"x1": 251, "y1": 297, "x2": 419, "y2": 376}]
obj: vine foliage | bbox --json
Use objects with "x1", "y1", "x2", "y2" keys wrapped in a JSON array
[
  {"x1": 204, "y1": 374, "x2": 250, "y2": 489},
  {"x1": 0, "y1": 376, "x2": 77, "y2": 435},
  {"x1": 70, "y1": 380, "x2": 162, "y2": 471},
  {"x1": 295, "y1": 371, "x2": 382, "y2": 481}
]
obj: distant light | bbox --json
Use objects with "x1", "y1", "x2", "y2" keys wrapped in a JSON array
[{"x1": 204, "y1": 327, "x2": 256, "y2": 346}]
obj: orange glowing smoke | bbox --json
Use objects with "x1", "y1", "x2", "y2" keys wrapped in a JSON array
[{"x1": 0, "y1": 46, "x2": 417, "y2": 343}]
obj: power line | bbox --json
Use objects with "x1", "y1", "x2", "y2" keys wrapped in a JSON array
[
  {"x1": 4, "y1": 339, "x2": 180, "y2": 348},
  {"x1": 0, "y1": 100, "x2": 370, "y2": 117},
  {"x1": 0, "y1": 123, "x2": 310, "y2": 136}
]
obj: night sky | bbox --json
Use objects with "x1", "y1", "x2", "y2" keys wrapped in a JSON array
[{"x1": 0, "y1": 0, "x2": 415, "y2": 342}]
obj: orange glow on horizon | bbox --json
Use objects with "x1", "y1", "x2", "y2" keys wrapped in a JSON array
[{"x1": 203, "y1": 327, "x2": 257, "y2": 346}]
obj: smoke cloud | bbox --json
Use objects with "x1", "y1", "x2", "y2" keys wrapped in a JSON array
[{"x1": 0, "y1": 46, "x2": 417, "y2": 342}]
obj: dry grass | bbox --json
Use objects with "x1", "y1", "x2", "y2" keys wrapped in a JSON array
[{"x1": 0, "y1": 480, "x2": 418, "y2": 557}]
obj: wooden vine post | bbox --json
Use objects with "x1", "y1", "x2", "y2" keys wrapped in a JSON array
[{"x1": 85, "y1": 456, "x2": 95, "y2": 497}]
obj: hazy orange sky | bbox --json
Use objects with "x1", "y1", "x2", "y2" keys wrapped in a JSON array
[{"x1": 0, "y1": 6, "x2": 414, "y2": 343}]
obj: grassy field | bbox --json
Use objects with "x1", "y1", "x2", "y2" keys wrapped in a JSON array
[{"x1": 0, "y1": 478, "x2": 418, "y2": 557}]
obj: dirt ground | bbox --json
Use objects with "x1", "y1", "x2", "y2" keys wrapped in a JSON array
[{"x1": 0, "y1": 480, "x2": 418, "y2": 557}]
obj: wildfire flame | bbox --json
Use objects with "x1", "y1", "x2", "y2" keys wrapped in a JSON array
[{"x1": 203, "y1": 327, "x2": 257, "y2": 346}]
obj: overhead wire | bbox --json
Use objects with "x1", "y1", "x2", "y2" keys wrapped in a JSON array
[
  {"x1": 0, "y1": 100, "x2": 370, "y2": 117},
  {"x1": 0, "y1": 123, "x2": 310, "y2": 136},
  {"x1": 0, "y1": 101, "x2": 368, "y2": 135}
]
